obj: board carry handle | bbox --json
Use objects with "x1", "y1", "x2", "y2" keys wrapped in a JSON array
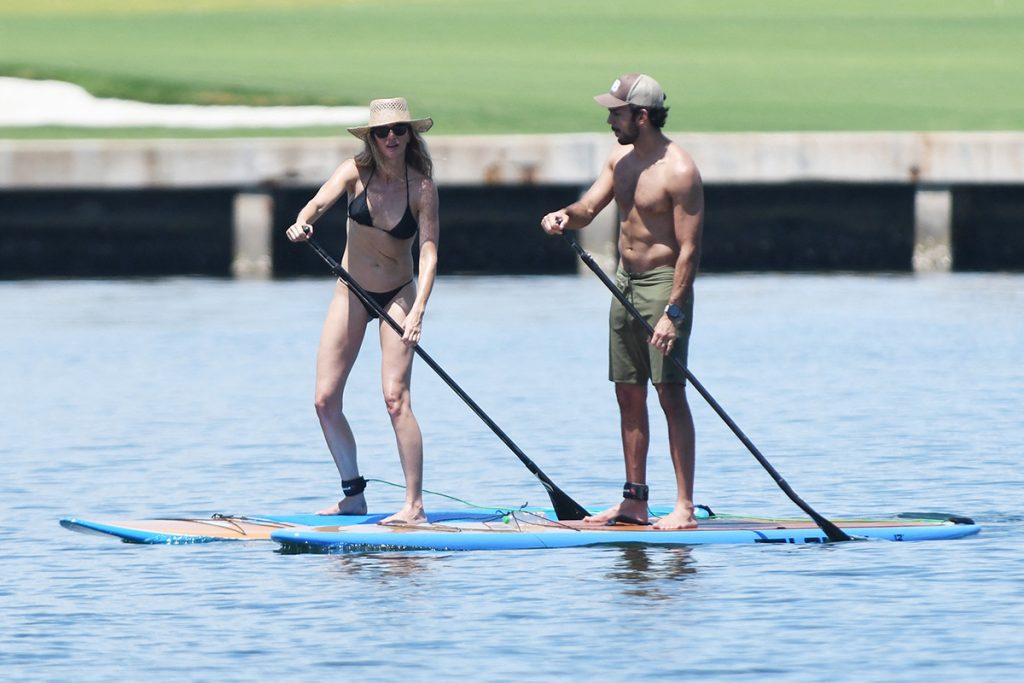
[
  {"x1": 561, "y1": 231, "x2": 852, "y2": 542},
  {"x1": 299, "y1": 230, "x2": 590, "y2": 521}
]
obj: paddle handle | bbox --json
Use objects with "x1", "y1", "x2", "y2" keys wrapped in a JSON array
[{"x1": 561, "y1": 231, "x2": 851, "y2": 542}]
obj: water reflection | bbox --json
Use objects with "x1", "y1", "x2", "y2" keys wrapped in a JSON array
[
  {"x1": 605, "y1": 546, "x2": 698, "y2": 599},
  {"x1": 324, "y1": 551, "x2": 443, "y2": 582}
]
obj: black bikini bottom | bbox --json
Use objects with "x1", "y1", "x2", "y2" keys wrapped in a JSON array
[{"x1": 357, "y1": 279, "x2": 413, "y2": 320}]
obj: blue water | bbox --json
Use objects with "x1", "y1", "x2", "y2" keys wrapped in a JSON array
[{"x1": 2, "y1": 273, "x2": 1022, "y2": 682}]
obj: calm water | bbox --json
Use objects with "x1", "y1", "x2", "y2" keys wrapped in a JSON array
[{"x1": 2, "y1": 273, "x2": 1022, "y2": 682}]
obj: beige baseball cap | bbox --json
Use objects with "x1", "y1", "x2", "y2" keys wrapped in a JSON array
[{"x1": 593, "y1": 73, "x2": 666, "y2": 109}]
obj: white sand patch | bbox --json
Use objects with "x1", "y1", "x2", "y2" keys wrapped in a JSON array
[{"x1": 0, "y1": 77, "x2": 368, "y2": 128}]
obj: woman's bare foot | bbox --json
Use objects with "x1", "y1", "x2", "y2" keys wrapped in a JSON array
[
  {"x1": 652, "y1": 505, "x2": 697, "y2": 530},
  {"x1": 316, "y1": 493, "x2": 368, "y2": 516},
  {"x1": 378, "y1": 505, "x2": 426, "y2": 526},
  {"x1": 582, "y1": 499, "x2": 648, "y2": 526}
]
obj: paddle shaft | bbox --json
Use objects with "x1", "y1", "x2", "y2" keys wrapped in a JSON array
[
  {"x1": 302, "y1": 234, "x2": 590, "y2": 521},
  {"x1": 562, "y1": 231, "x2": 851, "y2": 542}
]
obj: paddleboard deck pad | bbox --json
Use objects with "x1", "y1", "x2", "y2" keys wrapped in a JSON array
[{"x1": 272, "y1": 511, "x2": 980, "y2": 552}]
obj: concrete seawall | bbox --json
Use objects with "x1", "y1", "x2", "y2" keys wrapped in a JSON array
[{"x1": 2, "y1": 132, "x2": 1023, "y2": 277}]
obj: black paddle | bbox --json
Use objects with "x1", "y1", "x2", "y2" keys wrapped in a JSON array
[
  {"x1": 300, "y1": 231, "x2": 590, "y2": 521},
  {"x1": 561, "y1": 231, "x2": 852, "y2": 542}
]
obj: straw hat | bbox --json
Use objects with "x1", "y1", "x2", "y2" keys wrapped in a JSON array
[{"x1": 347, "y1": 97, "x2": 433, "y2": 139}]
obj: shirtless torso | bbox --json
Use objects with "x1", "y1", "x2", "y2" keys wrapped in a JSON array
[{"x1": 541, "y1": 97, "x2": 704, "y2": 530}]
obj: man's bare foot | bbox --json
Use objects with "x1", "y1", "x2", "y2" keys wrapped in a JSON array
[
  {"x1": 582, "y1": 499, "x2": 648, "y2": 526},
  {"x1": 316, "y1": 493, "x2": 368, "y2": 516},
  {"x1": 652, "y1": 506, "x2": 697, "y2": 530},
  {"x1": 378, "y1": 505, "x2": 426, "y2": 526}
]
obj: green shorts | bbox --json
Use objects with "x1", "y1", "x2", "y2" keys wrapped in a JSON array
[{"x1": 609, "y1": 265, "x2": 693, "y2": 385}]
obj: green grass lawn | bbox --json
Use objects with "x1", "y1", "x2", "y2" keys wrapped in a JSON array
[{"x1": 2, "y1": 0, "x2": 1022, "y2": 137}]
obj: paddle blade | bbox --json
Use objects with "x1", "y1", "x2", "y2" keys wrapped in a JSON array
[{"x1": 544, "y1": 483, "x2": 590, "y2": 521}]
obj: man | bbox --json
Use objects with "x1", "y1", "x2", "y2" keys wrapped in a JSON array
[{"x1": 541, "y1": 73, "x2": 704, "y2": 530}]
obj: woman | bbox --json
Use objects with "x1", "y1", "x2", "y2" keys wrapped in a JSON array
[{"x1": 286, "y1": 97, "x2": 439, "y2": 525}]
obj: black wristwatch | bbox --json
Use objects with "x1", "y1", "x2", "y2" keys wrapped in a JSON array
[{"x1": 664, "y1": 303, "x2": 684, "y2": 321}]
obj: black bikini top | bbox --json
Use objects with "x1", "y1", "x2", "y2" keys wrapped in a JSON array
[{"x1": 347, "y1": 168, "x2": 418, "y2": 240}]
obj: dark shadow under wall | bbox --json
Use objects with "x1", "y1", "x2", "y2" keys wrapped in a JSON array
[
  {"x1": 0, "y1": 188, "x2": 234, "y2": 277},
  {"x1": 2, "y1": 183, "x2": 1022, "y2": 278},
  {"x1": 953, "y1": 185, "x2": 1024, "y2": 271},
  {"x1": 702, "y1": 183, "x2": 916, "y2": 272}
]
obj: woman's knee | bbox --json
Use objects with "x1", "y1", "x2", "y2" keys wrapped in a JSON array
[
  {"x1": 314, "y1": 388, "x2": 342, "y2": 418},
  {"x1": 382, "y1": 386, "x2": 411, "y2": 418}
]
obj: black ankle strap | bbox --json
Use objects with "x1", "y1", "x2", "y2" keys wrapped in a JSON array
[
  {"x1": 622, "y1": 481, "x2": 649, "y2": 501},
  {"x1": 342, "y1": 476, "x2": 367, "y2": 497}
]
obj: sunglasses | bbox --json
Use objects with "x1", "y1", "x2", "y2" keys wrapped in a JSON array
[{"x1": 371, "y1": 123, "x2": 410, "y2": 139}]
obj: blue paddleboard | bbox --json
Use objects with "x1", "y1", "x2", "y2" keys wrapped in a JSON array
[{"x1": 271, "y1": 512, "x2": 980, "y2": 552}]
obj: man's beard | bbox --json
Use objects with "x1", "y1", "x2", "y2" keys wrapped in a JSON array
[{"x1": 613, "y1": 122, "x2": 639, "y2": 145}]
